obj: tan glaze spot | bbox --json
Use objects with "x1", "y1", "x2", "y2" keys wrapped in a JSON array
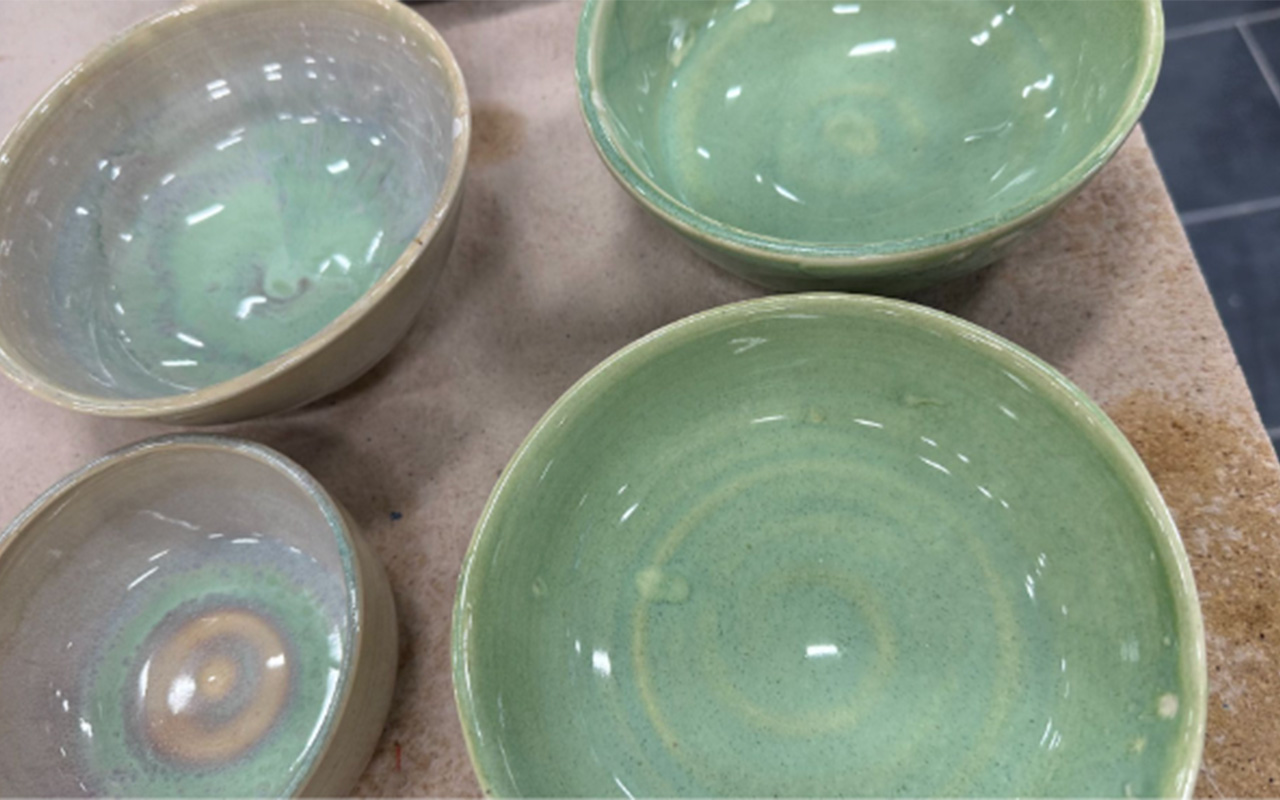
[
  {"x1": 1105, "y1": 391, "x2": 1280, "y2": 795},
  {"x1": 823, "y1": 113, "x2": 879, "y2": 157},
  {"x1": 470, "y1": 104, "x2": 525, "y2": 168},
  {"x1": 143, "y1": 609, "x2": 289, "y2": 765},
  {"x1": 197, "y1": 655, "x2": 239, "y2": 703}
]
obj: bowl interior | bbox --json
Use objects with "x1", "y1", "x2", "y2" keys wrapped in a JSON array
[
  {"x1": 0, "y1": 440, "x2": 354, "y2": 796},
  {"x1": 585, "y1": 0, "x2": 1156, "y2": 249},
  {"x1": 457, "y1": 296, "x2": 1202, "y2": 797},
  {"x1": 0, "y1": 0, "x2": 461, "y2": 401}
]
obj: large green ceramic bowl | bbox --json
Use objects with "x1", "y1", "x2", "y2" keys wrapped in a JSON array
[
  {"x1": 576, "y1": 0, "x2": 1163, "y2": 293},
  {"x1": 453, "y1": 294, "x2": 1205, "y2": 797},
  {"x1": 0, "y1": 0, "x2": 469, "y2": 424}
]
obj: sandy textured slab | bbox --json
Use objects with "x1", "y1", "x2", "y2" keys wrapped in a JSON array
[{"x1": 0, "y1": 2, "x2": 1276, "y2": 796}]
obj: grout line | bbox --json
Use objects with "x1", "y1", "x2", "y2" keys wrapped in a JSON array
[
  {"x1": 1180, "y1": 194, "x2": 1280, "y2": 226},
  {"x1": 1166, "y1": 6, "x2": 1280, "y2": 41},
  {"x1": 1240, "y1": 21, "x2": 1280, "y2": 109}
]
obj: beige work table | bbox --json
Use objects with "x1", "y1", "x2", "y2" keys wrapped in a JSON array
[{"x1": 1, "y1": 2, "x2": 1277, "y2": 796}]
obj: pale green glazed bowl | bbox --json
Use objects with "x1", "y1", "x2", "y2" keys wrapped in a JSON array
[
  {"x1": 453, "y1": 294, "x2": 1205, "y2": 798},
  {"x1": 0, "y1": 435, "x2": 397, "y2": 797},
  {"x1": 576, "y1": 0, "x2": 1163, "y2": 293},
  {"x1": 0, "y1": 0, "x2": 469, "y2": 424}
]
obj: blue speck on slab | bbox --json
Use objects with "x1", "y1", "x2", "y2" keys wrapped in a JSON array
[{"x1": 390, "y1": 511, "x2": 403, "y2": 521}]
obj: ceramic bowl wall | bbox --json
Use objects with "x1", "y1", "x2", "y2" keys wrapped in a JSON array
[
  {"x1": 0, "y1": 0, "x2": 468, "y2": 423},
  {"x1": 577, "y1": 0, "x2": 1162, "y2": 292}
]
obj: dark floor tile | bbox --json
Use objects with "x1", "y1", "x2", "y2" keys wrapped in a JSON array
[
  {"x1": 1143, "y1": 28, "x2": 1280, "y2": 211},
  {"x1": 1184, "y1": 208, "x2": 1280, "y2": 427},
  {"x1": 1163, "y1": 0, "x2": 1280, "y2": 31},
  {"x1": 1247, "y1": 14, "x2": 1280, "y2": 67}
]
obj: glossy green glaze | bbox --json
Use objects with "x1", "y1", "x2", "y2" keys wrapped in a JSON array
[
  {"x1": 84, "y1": 557, "x2": 343, "y2": 796},
  {"x1": 0, "y1": 436, "x2": 395, "y2": 798},
  {"x1": 454, "y1": 295, "x2": 1205, "y2": 798},
  {"x1": 94, "y1": 109, "x2": 422, "y2": 393},
  {"x1": 577, "y1": 1, "x2": 1163, "y2": 292},
  {"x1": 0, "y1": 0, "x2": 469, "y2": 422}
]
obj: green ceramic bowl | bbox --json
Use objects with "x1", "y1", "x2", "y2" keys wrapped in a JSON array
[
  {"x1": 0, "y1": 0, "x2": 469, "y2": 424},
  {"x1": 576, "y1": 0, "x2": 1163, "y2": 293},
  {"x1": 453, "y1": 294, "x2": 1205, "y2": 797},
  {"x1": 0, "y1": 435, "x2": 397, "y2": 797}
]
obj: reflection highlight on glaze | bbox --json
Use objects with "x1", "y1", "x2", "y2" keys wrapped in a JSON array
[
  {"x1": 592, "y1": 649, "x2": 613, "y2": 677},
  {"x1": 47, "y1": 509, "x2": 349, "y2": 795},
  {"x1": 804, "y1": 643, "x2": 840, "y2": 659},
  {"x1": 184, "y1": 203, "x2": 224, "y2": 227},
  {"x1": 460, "y1": 303, "x2": 1198, "y2": 797},
  {"x1": 606, "y1": 1, "x2": 1079, "y2": 244},
  {"x1": 847, "y1": 38, "x2": 896, "y2": 57},
  {"x1": 0, "y1": 25, "x2": 457, "y2": 403},
  {"x1": 82, "y1": 104, "x2": 420, "y2": 393}
]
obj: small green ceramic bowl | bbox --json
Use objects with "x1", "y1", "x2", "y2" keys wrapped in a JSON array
[
  {"x1": 453, "y1": 294, "x2": 1205, "y2": 797},
  {"x1": 0, "y1": 0, "x2": 469, "y2": 424},
  {"x1": 0, "y1": 435, "x2": 397, "y2": 797},
  {"x1": 576, "y1": 0, "x2": 1163, "y2": 293}
]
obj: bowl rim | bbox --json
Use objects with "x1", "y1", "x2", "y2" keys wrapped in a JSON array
[
  {"x1": 574, "y1": 0, "x2": 1164, "y2": 267},
  {"x1": 0, "y1": 433, "x2": 366, "y2": 795},
  {"x1": 452, "y1": 293, "x2": 1207, "y2": 798},
  {"x1": 0, "y1": 0, "x2": 471, "y2": 419}
]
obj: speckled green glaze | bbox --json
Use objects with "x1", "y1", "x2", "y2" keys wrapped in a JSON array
[
  {"x1": 0, "y1": 435, "x2": 398, "y2": 797},
  {"x1": 576, "y1": 1, "x2": 1163, "y2": 293},
  {"x1": 84, "y1": 561, "x2": 343, "y2": 797},
  {"x1": 453, "y1": 295, "x2": 1205, "y2": 798},
  {"x1": 91, "y1": 109, "x2": 423, "y2": 394}
]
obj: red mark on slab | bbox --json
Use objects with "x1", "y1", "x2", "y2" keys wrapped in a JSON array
[{"x1": 395, "y1": 742, "x2": 402, "y2": 771}]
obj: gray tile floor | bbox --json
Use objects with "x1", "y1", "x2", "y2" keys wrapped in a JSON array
[{"x1": 1143, "y1": 0, "x2": 1280, "y2": 449}]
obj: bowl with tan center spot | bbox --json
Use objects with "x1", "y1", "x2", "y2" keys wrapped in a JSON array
[{"x1": 0, "y1": 435, "x2": 397, "y2": 797}]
